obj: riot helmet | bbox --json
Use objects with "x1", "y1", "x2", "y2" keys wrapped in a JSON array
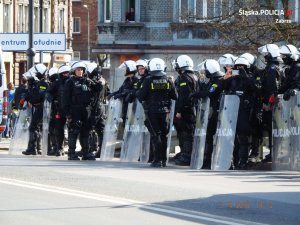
[
  {"x1": 136, "y1": 59, "x2": 148, "y2": 76},
  {"x1": 86, "y1": 62, "x2": 101, "y2": 79},
  {"x1": 58, "y1": 65, "x2": 71, "y2": 79},
  {"x1": 48, "y1": 67, "x2": 59, "y2": 82},
  {"x1": 218, "y1": 54, "x2": 237, "y2": 67},
  {"x1": 148, "y1": 58, "x2": 167, "y2": 76},
  {"x1": 119, "y1": 60, "x2": 137, "y2": 76},
  {"x1": 29, "y1": 63, "x2": 47, "y2": 80},
  {"x1": 71, "y1": 61, "x2": 86, "y2": 76},
  {"x1": 279, "y1": 44, "x2": 299, "y2": 65},
  {"x1": 258, "y1": 44, "x2": 282, "y2": 63},
  {"x1": 200, "y1": 59, "x2": 223, "y2": 78},
  {"x1": 172, "y1": 55, "x2": 194, "y2": 73}
]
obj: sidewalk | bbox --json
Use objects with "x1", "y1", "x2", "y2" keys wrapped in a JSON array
[{"x1": 0, "y1": 137, "x2": 10, "y2": 150}]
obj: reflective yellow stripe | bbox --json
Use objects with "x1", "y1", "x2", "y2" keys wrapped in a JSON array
[
  {"x1": 151, "y1": 83, "x2": 154, "y2": 89},
  {"x1": 40, "y1": 86, "x2": 47, "y2": 90},
  {"x1": 167, "y1": 83, "x2": 170, "y2": 89},
  {"x1": 180, "y1": 82, "x2": 187, "y2": 87},
  {"x1": 256, "y1": 77, "x2": 261, "y2": 80},
  {"x1": 212, "y1": 84, "x2": 218, "y2": 88}
]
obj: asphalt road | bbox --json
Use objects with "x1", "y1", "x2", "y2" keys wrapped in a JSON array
[{"x1": 0, "y1": 154, "x2": 299, "y2": 225}]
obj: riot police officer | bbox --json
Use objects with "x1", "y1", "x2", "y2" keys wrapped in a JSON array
[
  {"x1": 278, "y1": 44, "x2": 300, "y2": 99},
  {"x1": 45, "y1": 67, "x2": 59, "y2": 156},
  {"x1": 85, "y1": 62, "x2": 109, "y2": 158},
  {"x1": 223, "y1": 57, "x2": 256, "y2": 169},
  {"x1": 63, "y1": 62, "x2": 102, "y2": 160},
  {"x1": 136, "y1": 58, "x2": 178, "y2": 167},
  {"x1": 258, "y1": 44, "x2": 283, "y2": 162},
  {"x1": 190, "y1": 59, "x2": 224, "y2": 169},
  {"x1": 22, "y1": 64, "x2": 48, "y2": 155},
  {"x1": 108, "y1": 60, "x2": 139, "y2": 126},
  {"x1": 239, "y1": 53, "x2": 264, "y2": 161},
  {"x1": 47, "y1": 65, "x2": 71, "y2": 156},
  {"x1": 172, "y1": 55, "x2": 198, "y2": 166}
]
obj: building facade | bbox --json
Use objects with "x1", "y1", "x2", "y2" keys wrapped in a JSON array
[
  {"x1": 0, "y1": 0, "x2": 73, "y2": 85},
  {"x1": 72, "y1": 0, "x2": 98, "y2": 61},
  {"x1": 94, "y1": 0, "x2": 300, "y2": 90}
]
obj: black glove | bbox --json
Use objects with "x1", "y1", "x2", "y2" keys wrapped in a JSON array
[
  {"x1": 107, "y1": 93, "x2": 114, "y2": 100},
  {"x1": 125, "y1": 91, "x2": 135, "y2": 103},
  {"x1": 114, "y1": 93, "x2": 123, "y2": 99}
]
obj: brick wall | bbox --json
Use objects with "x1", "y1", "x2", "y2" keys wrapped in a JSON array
[{"x1": 72, "y1": 0, "x2": 98, "y2": 60}]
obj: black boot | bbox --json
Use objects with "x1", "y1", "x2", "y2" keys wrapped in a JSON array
[
  {"x1": 201, "y1": 157, "x2": 211, "y2": 169},
  {"x1": 68, "y1": 129, "x2": 80, "y2": 160},
  {"x1": 22, "y1": 131, "x2": 37, "y2": 155},
  {"x1": 236, "y1": 159, "x2": 248, "y2": 170}
]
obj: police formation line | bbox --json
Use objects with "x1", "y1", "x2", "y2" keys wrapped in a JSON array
[{"x1": 8, "y1": 43, "x2": 300, "y2": 170}]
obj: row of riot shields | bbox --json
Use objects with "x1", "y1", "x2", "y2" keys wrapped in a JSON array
[
  {"x1": 9, "y1": 101, "x2": 51, "y2": 156},
  {"x1": 272, "y1": 92, "x2": 300, "y2": 171},
  {"x1": 9, "y1": 103, "x2": 31, "y2": 155},
  {"x1": 190, "y1": 95, "x2": 240, "y2": 171},
  {"x1": 101, "y1": 99, "x2": 176, "y2": 164}
]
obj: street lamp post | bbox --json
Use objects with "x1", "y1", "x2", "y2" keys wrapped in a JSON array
[{"x1": 83, "y1": 4, "x2": 90, "y2": 61}]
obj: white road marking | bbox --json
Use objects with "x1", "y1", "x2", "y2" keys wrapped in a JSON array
[{"x1": 0, "y1": 177, "x2": 264, "y2": 225}]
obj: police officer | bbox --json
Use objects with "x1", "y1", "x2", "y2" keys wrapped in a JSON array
[
  {"x1": 278, "y1": 44, "x2": 300, "y2": 99},
  {"x1": 136, "y1": 58, "x2": 178, "y2": 167},
  {"x1": 223, "y1": 57, "x2": 256, "y2": 169},
  {"x1": 125, "y1": 59, "x2": 149, "y2": 103},
  {"x1": 190, "y1": 59, "x2": 224, "y2": 169},
  {"x1": 45, "y1": 67, "x2": 59, "y2": 156},
  {"x1": 63, "y1": 62, "x2": 102, "y2": 160},
  {"x1": 172, "y1": 55, "x2": 198, "y2": 166},
  {"x1": 22, "y1": 64, "x2": 48, "y2": 155},
  {"x1": 85, "y1": 62, "x2": 109, "y2": 158},
  {"x1": 47, "y1": 65, "x2": 71, "y2": 156},
  {"x1": 259, "y1": 44, "x2": 283, "y2": 162},
  {"x1": 109, "y1": 60, "x2": 139, "y2": 126},
  {"x1": 239, "y1": 53, "x2": 264, "y2": 161}
]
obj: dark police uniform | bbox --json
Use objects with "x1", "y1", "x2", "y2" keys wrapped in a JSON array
[
  {"x1": 63, "y1": 75, "x2": 102, "y2": 160},
  {"x1": 137, "y1": 73, "x2": 178, "y2": 167}
]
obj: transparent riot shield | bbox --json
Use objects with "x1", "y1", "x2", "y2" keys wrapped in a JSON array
[
  {"x1": 211, "y1": 95, "x2": 240, "y2": 170},
  {"x1": 100, "y1": 99, "x2": 122, "y2": 161},
  {"x1": 190, "y1": 97, "x2": 210, "y2": 169},
  {"x1": 120, "y1": 100, "x2": 145, "y2": 162},
  {"x1": 272, "y1": 95, "x2": 293, "y2": 170},
  {"x1": 166, "y1": 100, "x2": 176, "y2": 163},
  {"x1": 9, "y1": 104, "x2": 31, "y2": 155},
  {"x1": 291, "y1": 91, "x2": 300, "y2": 171},
  {"x1": 41, "y1": 100, "x2": 51, "y2": 157},
  {"x1": 139, "y1": 123, "x2": 151, "y2": 163}
]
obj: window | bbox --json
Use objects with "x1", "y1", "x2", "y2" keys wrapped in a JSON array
[
  {"x1": 73, "y1": 17, "x2": 81, "y2": 33},
  {"x1": 58, "y1": 9, "x2": 65, "y2": 32},
  {"x1": 104, "y1": 0, "x2": 112, "y2": 22},
  {"x1": 43, "y1": 8, "x2": 49, "y2": 32},
  {"x1": 179, "y1": 0, "x2": 231, "y2": 22},
  {"x1": 34, "y1": 7, "x2": 39, "y2": 32},
  {"x1": 123, "y1": 0, "x2": 135, "y2": 21},
  {"x1": 18, "y1": 4, "x2": 24, "y2": 32},
  {"x1": 73, "y1": 51, "x2": 80, "y2": 61},
  {"x1": 24, "y1": 5, "x2": 29, "y2": 32},
  {"x1": 3, "y1": 4, "x2": 10, "y2": 32}
]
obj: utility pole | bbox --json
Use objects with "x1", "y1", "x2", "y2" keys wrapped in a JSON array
[
  {"x1": 39, "y1": 0, "x2": 43, "y2": 63},
  {"x1": 83, "y1": 5, "x2": 90, "y2": 61},
  {"x1": 26, "y1": 0, "x2": 35, "y2": 69}
]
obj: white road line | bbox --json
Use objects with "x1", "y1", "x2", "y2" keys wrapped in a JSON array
[{"x1": 0, "y1": 177, "x2": 263, "y2": 225}]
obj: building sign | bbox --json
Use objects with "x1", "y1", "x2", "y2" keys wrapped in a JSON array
[{"x1": 0, "y1": 33, "x2": 66, "y2": 51}]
